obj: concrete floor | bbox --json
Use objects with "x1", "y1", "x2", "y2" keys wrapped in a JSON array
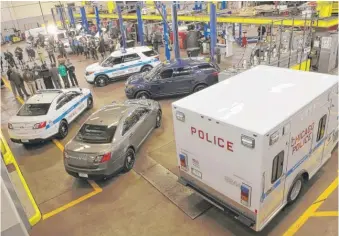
[{"x1": 1, "y1": 42, "x2": 338, "y2": 236}]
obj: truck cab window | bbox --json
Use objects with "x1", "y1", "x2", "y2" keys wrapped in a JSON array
[
  {"x1": 316, "y1": 115, "x2": 327, "y2": 142},
  {"x1": 271, "y1": 151, "x2": 284, "y2": 183}
]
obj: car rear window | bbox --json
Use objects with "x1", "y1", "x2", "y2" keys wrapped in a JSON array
[
  {"x1": 75, "y1": 124, "x2": 117, "y2": 144},
  {"x1": 142, "y1": 49, "x2": 158, "y2": 57},
  {"x1": 17, "y1": 104, "x2": 51, "y2": 116}
]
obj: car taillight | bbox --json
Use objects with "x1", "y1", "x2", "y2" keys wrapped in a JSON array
[
  {"x1": 94, "y1": 152, "x2": 111, "y2": 163},
  {"x1": 33, "y1": 121, "x2": 47, "y2": 129},
  {"x1": 212, "y1": 72, "x2": 219, "y2": 76},
  {"x1": 8, "y1": 123, "x2": 13, "y2": 129}
]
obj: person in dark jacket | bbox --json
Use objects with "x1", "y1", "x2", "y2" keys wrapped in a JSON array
[
  {"x1": 66, "y1": 59, "x2": 78, "y2": 87},
  {"x1": 23, "y1": 65, "x2": 36, "y2": 95},
  {"x1": 49, "y1": 63, "x2": 63, "y2": 89},
  {"x1": 89, "y1": 38, "x2": 98, "y2": 60},
  {"x1": 32, "y1": 63, "x2": 46, "y2": 90},
  {"x1": 98, "y1": 36, "x2": 106, "y2": 59},
  {"x1": 7, "y1": 67, "x2": 18, "y2": 97},
  {"x1": 57, "y1": 40, "x2": 67, "y2": 58},
  {"x1": 4, "y1": 50, "x2": 18, "y2": 69},
  {"x1": 257, "y1": 25, "x2": 266, "y2": 41},
  {"x1": 14, "y1": 47, "x2": 24, "y2": 67},
  {"x1": 10, "y1": 68, "x2": 30, "y2": 98}
]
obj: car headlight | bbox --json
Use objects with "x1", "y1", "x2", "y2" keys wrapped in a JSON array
[{"x1": 125, "y1": 84, "x2": 134, "y2": 90}]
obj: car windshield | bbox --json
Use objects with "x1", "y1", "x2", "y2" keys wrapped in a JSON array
[
  {"x1": 17, "y1": 103, "x2": 50, "y2": 116},
  {"x1": 145, "y1": 63, "x2": 164, "y2": 80},
  {"x1": 101, "y1": 56, "x2": 122, "y2": 67},
  {"x1": 75, "y1": 124, "x2": 117, "y2": 144}
]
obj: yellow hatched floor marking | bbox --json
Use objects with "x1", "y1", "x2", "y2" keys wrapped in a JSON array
[{"x1": 3, "y1": 77, "x2": 103, "y2": 220}]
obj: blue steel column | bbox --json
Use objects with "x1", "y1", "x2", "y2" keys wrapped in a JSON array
[
  {"x1": 94, "y1": 6, "x2": 101, "y2": 36},
  {"x1": 136, "y1": 4, "x2": 144, "y2": 46},
  {"x1": 171, "y1": 1, "x2": 180, "y2": 59},
  {"x1": 239, "y1": 23, "x2": 242, "y2": 40},
  {"x1": 117, "y1": 5, "x2": 127, "y2": 52},
  {"x1": 221, "y1": 1, "x2": 227, "y2": 10},
  {"x1": 51, "y1": 8, "x2": 57, "y2": 25},
  {"x1": 162, "y1": 4, "x2": 170, "y2": 61},
  {"x1": 58, "y1": 7, "x2": 66, "y2": 29},
  {"x1": 209, "y1": 2, "x2": 217, "y2": 61},
  {"x1": 80, "y1": 7, "x2": 89, "y2": 33},
  {"x1": 68, "y1": 6, "x2": 75, "y2": 28}
]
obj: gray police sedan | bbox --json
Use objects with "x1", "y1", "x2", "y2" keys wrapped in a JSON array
[{"x1": 63, "y1": 99, "x2": 162, "y2": 179}]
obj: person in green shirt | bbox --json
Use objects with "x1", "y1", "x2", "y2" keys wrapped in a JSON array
[{"x1": 58, "y1": 62, "x2": 70, "y2": 88}]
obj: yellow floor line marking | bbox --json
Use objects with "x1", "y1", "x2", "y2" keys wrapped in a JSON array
[
  {"x1": 3, "y1": 77, "x2": 103, "y2": 220},
  {"x1": 283, "y1": 177, "x2": 338, "y2": 236},
  {"x1": 311, "y1": 211, "x2": 339, "y2": 217}
]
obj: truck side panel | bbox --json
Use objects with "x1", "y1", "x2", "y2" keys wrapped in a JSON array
[{"x1": 172, "y1": 106, "x2": 264, "y2": 223}]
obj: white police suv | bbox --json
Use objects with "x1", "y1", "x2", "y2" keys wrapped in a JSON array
[
  {"x1": 85, "y1": 46, "x2": 161, "y2": 87},
  {"x1": 8, "y1": 89, "x2": 93, "y2": 145}
]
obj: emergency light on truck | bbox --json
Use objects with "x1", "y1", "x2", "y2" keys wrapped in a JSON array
[
  {"x1": 176, "y1": 111, "x2": 185, "y2": 122},
  {"x1": 240, "y1": 184, "x2": 252, "y2": 207},
  {"x1": 241, "y1": 135, "x2": 255, "y2": 148}
]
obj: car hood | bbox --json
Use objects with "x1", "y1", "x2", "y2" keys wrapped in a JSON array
[
  {"x1": 65, "y1": 140, "x2": 113, "y2": 154},
  {"x1": 86, "y1": 62, "x2": 104, "y2": 72},
  {"x1": 126, "y1": 72, "x2": 148, "y2": 84}
]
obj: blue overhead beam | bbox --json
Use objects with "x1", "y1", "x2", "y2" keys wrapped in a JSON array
[
  {"x1": 94, "y1": 6, "x2": 101, "y2": 35},
  {"x1": 221, "y1": 1, "x2": 227, "y2": 10},
  {"x1": 58, "y1": 7, "x2": 66, "y2": 29},
  {"x1": 172, "y1": 1, "x2": 180, "y2": 59},
  {"x1": 136, "y1": 4, "x2": 144, "y2": 46},
  {"x1": 162, "y1": 4, "x2": 170, "y2": 61},
  {"x1": 209, "y1": 2, "x2": 217, "y2": 61},
  {"x1": 117, "y1": 5, "x2": 127, "y2": 52}
]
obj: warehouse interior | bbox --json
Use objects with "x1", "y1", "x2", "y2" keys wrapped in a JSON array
[{"x1": 1, "y1": 1, "x2": 338, "y2": 236}]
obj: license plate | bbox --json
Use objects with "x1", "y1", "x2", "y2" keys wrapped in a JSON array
[
  {"x1": 21, "y1": 139, "x2": 29, "y2": 143},
  {"x1": 78, "y1": 173, "x2": 88, "y2": 178}
]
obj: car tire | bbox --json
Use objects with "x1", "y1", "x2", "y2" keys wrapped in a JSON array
[
  {"x1": 123, "y1": 148, "x2": 135, "y2": 172},
  {"x1": 86, "y1": 96, "x2": 93, "y2": 109},
  {"x1": 135, "y1": 91, "x2": 150, "y2": 99},
  {"x1": 193, "y1": 84, "x2": 207, "y2": 93},
  {"x1": 141, "y1": 65, "x2": 152, "y2": 72},
  {"x1": 287, "y1": 176, "x2": 304, "y2": 205},
  {"x1": 95, "y1": 75, "x2": 108, "y2": 87},
  {"x1": 155, "y1": 110, "x2": 162, "y2": 128},
  {"x1": 57, "y1": 120, "x2": 69, "y2": 139}
]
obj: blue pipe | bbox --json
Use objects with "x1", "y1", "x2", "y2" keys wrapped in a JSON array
[
  {"x1": 209, "y1": 3, "x2": 217, "y2": 61},
  {"x1": 94, "y1": 6, "x2": 101, "y2": 36},
  {"x1": 171, "y1": 1, "x2": 180, "y2": 59},
  {"x1": 117, "y1": 5, "x2": 127, "y2": 52},
  {"x1": 68, "y1": 7, "x2": 75, "y2": 28},
  {"x1": 80, "y1": 7, "x2": 89, "y2": 33},
  {"x1": 136, "y1": 4, "x2": 144, "y2": 46},
  {"x1": 162, "y1": 4, "x2": 170, "y2": 61}
]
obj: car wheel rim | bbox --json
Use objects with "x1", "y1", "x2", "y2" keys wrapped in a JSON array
[
  {"x1": 156, "y1": 114, "x2": 161, "y2": 126},
  {"x1": 126, "y1": 153, "x2": 134, "y2": 168},
  {"x1": 61, "y1": 124, "x2": 68, "y2": 137},
  {"x1": 291, "y1": 180, "x2": 302, "y2": 201},
  {"x1": 143, "y1": 67, "x2": 150, "y2": 72},
  {"x1": 139, "y1": 93, "x2": 147, "y2": 99},
  {"x1": 88, "y1": 99, "x2": 92, "y2": 106}
]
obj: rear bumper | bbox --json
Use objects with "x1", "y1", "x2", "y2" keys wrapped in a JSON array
[
  {"x1": 8, "y1": 129, "x2": 57, "y2": 144},
  {"x1": 179, "y1": 169, "x2": 257, "y2": 230},
  {"x1": 64, "y1": 163, "x2": 115, "y2": 180}
]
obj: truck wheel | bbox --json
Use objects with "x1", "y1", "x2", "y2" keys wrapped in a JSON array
[
  {"x1": 135, "y1": 91, "x2": 150, "y2": 99},
  {"x1": 194, "y1": 84, "x2": 207, "y2": 93},
  {"x1": 287, "y1": 176, "x2": 304, "y2": 205},
  {"x1": 123, "y1": 148, "x2": 135, "y2": 172},
  {"x1": 141, "y1": 65, "x2": 152, "y2": 72},
  {"x1": 86, "y1": 96, "x2": 93, "y2": 109},
  {"x1": 57, "y1": 120, "x2": 68, "y2": 139},
  {"x1": 95, "y1": 75, "x2": 108, "y2": 87},
  {"x1": 155, "y1": 110, "x2": 162, "y2": 128}
]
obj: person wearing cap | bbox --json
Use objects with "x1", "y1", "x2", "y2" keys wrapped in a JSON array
[
  {"x1": 66, "y1": 59, "x2": 78, "y2": 87},
  {"x1": 33, "y1": 62, "x2": 46, "y2": 91},
  {"x1": 50, "y1": 63, "x2": 63, "y2": 89},
  {"x1": 23, "y1": 65, "x2": 36, "y2": 95}
]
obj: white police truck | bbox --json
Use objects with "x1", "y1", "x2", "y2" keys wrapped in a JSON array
[
  {"x1": 85, "y1": 46, "x2": 160, "y2": 87},
  {"x1": 172, "y1": 66, "x2": 338, "y2": 231},
  {"x1": 8, "y1": 89, "x2": 93, "y2": 145}
]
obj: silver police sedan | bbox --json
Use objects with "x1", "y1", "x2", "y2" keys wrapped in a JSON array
[{"x1": 63, "y1": 99, "x2": 162, "y2": 179}]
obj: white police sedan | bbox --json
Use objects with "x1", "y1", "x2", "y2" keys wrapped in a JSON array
[
  {"x1": 85, "y1": 46, "x2": 161, "y2": 87},
  {"x1": 8, "y1": 89, "x2": 93, "y2": 145}
]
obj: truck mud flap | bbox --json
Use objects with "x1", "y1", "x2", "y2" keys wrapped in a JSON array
[{"x1": 140, "y1": 162, "x2": 212, "y2": 219}]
